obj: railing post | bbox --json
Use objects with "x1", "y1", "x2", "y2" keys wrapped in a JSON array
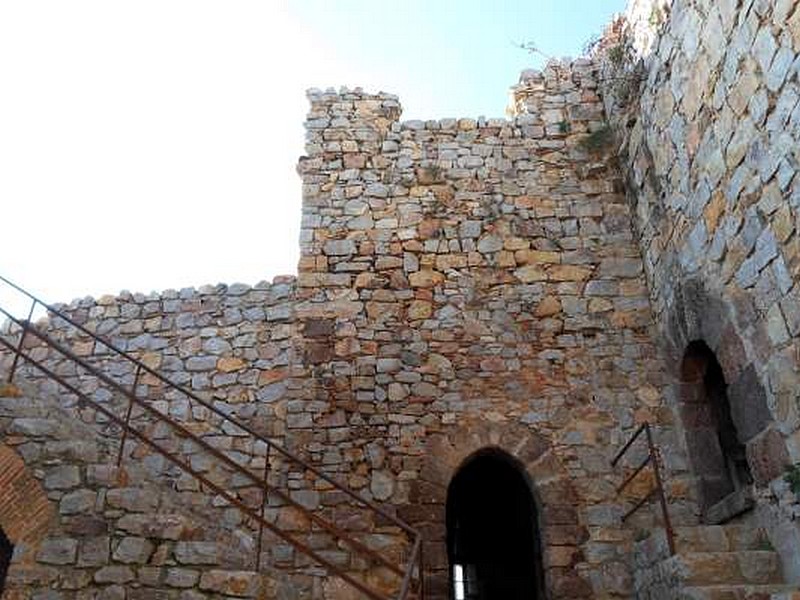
[
  {"x1": 255, "y1": 444, "x2": 271, "y2": 570},
  {"x1": 6, "y1": 299, "x2": 37, "y2": 384},
  {"x1": 644, "y1": 423, "x2": 676, "y2": 556},
  {"x1": 117, "y1": 364, "x2": 142, "y2": 467}
]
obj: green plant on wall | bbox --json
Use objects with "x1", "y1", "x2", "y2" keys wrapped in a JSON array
[
  {"x1": 579, "y1": 125, "x2": 614, "y2": 154},
  {"x1": 606, "y1": 43, "x2": 628, "y2": 67},
  {"x1": 593, "y1": 16, "x2": 643, "y2": 108},
  {"x1": 785, "y1": 463, "x2": 800, "y2": 496},
  {"x1": 648, "y1": 5, "x2": 664, "y2": 29}
]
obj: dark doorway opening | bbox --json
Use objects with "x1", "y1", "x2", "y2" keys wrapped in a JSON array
[
  {"x1": 0, "y1": 527, "x2": 13, "y2": 594},
  {"x1": 681, "y1": 341, "x2": 752, "y2": 512},
  {"x1": 446, "y1": 450, "x2": 545, "y2": 600}
]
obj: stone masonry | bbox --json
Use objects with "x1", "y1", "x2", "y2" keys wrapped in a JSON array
[
  {"x1": 599, "y1": 0, "x2": 800, "y2": 587},
  {"x1": 1, "y1": 1, "x2": 800, "y2": 599}
]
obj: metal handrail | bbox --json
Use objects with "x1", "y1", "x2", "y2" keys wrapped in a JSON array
[
  {"x1": 611, "y1": 422, "x2": 675, "y2": 556},
  {"x1": 0, "y1": 275, "x2": 424, "y2": 599},
  {"x1": 0, "y1": 275, "x2": 414, "y2": 535}
]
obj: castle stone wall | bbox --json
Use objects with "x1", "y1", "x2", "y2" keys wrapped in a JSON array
[
  {"x1": 0, "y1": 58, "x2": 693, "y2": 599},
  {"x1": 600, "y1": 0, "x2": 800, "y2": 581},
  {"x1": 12, "y1": 2, "x2": 800, "y2": 594},
  {"x1": 289, "y1": 61, "x2": 684, "y2": 598},
  {"x1": 0, "y1": 384, "x2": 285, "y2": 599}
]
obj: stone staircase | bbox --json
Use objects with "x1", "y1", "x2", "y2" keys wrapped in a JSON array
[{"x1": 634, "y1": 524, "x2": 798, "y2": 600}]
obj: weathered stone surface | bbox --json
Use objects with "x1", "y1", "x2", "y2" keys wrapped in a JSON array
[
  {"x1": 747, "y1": 427, "x2": 791, "y2": 486},
  {"x1": 105, "y1": 488, "x2": 158, "y2": 513},
  {"x1": 37, "y1": 538, "x2": 78, "y2": 565},
  {"x1": 4, "y1": 6, "x2": 800, "y2": 598},
  {"x1": 93, "y1": 566, "x2": 135, "y2": 584},
  {"x1": 198, "y1": 570, "x2": 261, "y2": 597},
  {"x1": 77, "y1": 537, "x2": 110, "y2": 567},
  {"x1": 112, "y1": 536, "x2": 154, "y2": 564},
  {"x1": 44, "y1": 465, "x2": 81, "y2": 490},
  {"x1": 164, "y1": 568, "x2": 200, "y2": 588},
  {"x1": 9, "y1": 417, "x2": 58, "y2": 436},
  {"x1": 59, "y1": 489, "x2": 96, "y2": 515},
  {"x1": 408, "y1": 270, "x2": 444, "y2": 288},
  {"x1": 174, "y1": 541, "x2": 218, "y2": 565},
  {"x1": 370, "y1": 470, "x2": 395, "y2": 501},
  {"x1": 323, "y1": 239, "x2": 356, "y2": 256}
]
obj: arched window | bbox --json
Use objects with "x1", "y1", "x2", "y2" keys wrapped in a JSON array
[
  {"x1": 680, "y1": 341, "x2": 752, "y2": 514},
  {"x1": 446, "y1": 449, "x2": 545, "y2": 599},
  {"x1": 0, "y1": 527, "x2": 13, "y2": 594}
]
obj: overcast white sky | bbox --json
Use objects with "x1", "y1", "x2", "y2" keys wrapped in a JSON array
[{"x1": 0, "y1": 1, "x2": 624, "y2": 311}]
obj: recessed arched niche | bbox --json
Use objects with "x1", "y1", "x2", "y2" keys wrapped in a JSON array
[{"x1": 679, "y1": 340, "x2": 753, "y2": 520}]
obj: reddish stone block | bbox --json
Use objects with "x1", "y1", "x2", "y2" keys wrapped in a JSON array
[
  {"x1": 746, "y1": 426, "x2": 791, "y2": 486},
  {"x1": 548, "y1": 567, "x2": 593, "y2": 598}
]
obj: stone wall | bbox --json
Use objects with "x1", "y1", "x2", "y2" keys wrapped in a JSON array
[
  {"x1": 290, "y1": 61, "x2": 685, "y2": 598},
  {"x1": 0, "y1": 383, "x2": 284, "y2": 599},
  {"x1": 14, "y1": 2, "x2": 800, "y2": 593},
  {"x1": 1, "y1": 280, "x2": 298, "y2": 537},
  {"x1": 0, "y1": 58, "x2": 694, "y2": 599},
  {"x1": 2, "y1": 278, "x2": 428, "y2": 598},
  {"x1": 599, "y1": 0, "x2": 800, "y2": 582}
]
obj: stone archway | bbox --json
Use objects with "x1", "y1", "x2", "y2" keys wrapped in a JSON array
[
  {"x1": 403, "y1": 419, "x2": 591, "y2": 600},
  {"x1": 446, "y1": 448, "x2": 545, "y2": 599}
]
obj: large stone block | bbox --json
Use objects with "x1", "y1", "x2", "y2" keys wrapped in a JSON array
[
  {"x1": 746, "y1": 426, "x2": 791, "y2": 486},
  {"x1": 36, "y1": 538, "x2": 78, "y2": 565},
  {"x1": 174, "y1": 541, "x2": 218, "y2": 565},
  {"x1": 727, "y1": 365, "x2": 773, "y2": 442}
]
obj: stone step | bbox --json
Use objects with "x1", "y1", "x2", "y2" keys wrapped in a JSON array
[
  {"x1": 678, "y1": 584, "x2": 800, "y2": 600},
  {"x1": 635, "y1": 525, "x2": 776, "y2": 570},
  {"x1": 670, "y1": 551, "x2": 784, "y2": 587},
  {"x1": 635, "y1": 551, "x2": 786, "y2": 597}
]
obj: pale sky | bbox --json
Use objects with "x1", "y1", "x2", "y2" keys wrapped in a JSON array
[{"x1": 0, "y1": 1, "x2": 625, "y2": 312}]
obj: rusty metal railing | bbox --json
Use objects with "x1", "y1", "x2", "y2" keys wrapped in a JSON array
[
  {"x1": 611, "y1": 422, "x2": 675, "y2": 556},
  {"x1": 0, "y1": 275, "x2": 423, "y2": 599}
]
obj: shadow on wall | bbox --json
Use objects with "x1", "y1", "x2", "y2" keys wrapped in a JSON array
[{"x1": 679, "y1": 340, "x2": 753, "y2": 521}]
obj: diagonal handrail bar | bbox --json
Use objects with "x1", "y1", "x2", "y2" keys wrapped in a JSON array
[
  {"x1": 0, "y1": 335, "x2": 388, "y2": 600},
  {"x1": 0, "y1": 276, "x2": 424, "y2": 599},
  {"x1": 0, "y1": 313, "x2": 405, "y2": 578},
  {"x1": 611, "y1": 422, "x2": 675, "y2": 556},
  {"x1": 0, "y1": 275, "x2": 415, "y2": 533},
  {"x1": 611, "y1": 422, "x2": 647, "y2": 467}
]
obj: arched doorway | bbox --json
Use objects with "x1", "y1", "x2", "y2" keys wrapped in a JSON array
[
  {"x1": 0, "y1": 527, "x2": 12, "y2": 594},
  {"x1": 446, "y1": 449, "x2": 545, "y2": 600},
  {"x1": 680, "y1": 341, "x2": 752, "y2": 514}
]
